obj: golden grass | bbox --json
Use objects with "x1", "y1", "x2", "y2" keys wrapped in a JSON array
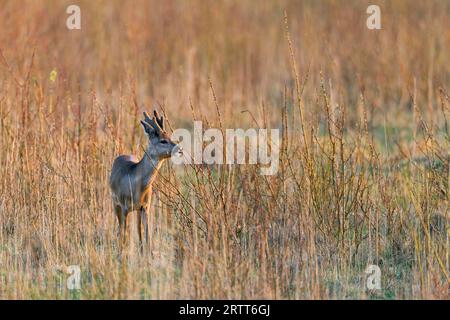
[{"x1": 0, "y1": 0, "x2": 448, "y2": 299}]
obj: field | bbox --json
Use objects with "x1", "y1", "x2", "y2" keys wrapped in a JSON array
[{"x1": 0, "y1": 0, "x2": 448, "y2": 299}]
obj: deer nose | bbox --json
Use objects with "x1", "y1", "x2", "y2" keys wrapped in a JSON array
[{"x1": 172, "y1": 145, "x2": 183, "y2": 156}]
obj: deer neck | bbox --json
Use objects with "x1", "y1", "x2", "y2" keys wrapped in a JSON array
[{"x1": 138, "y1": 146, "x2": 164, "y2": 188}]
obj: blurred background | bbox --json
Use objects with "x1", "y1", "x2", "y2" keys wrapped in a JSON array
[{"x1": 1, "y1": 0, "x2": 448, "y2": 126}]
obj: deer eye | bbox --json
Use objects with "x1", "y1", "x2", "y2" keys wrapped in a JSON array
[{"x1": 160, "y1": 140, "x2": 168, "y2": 144}]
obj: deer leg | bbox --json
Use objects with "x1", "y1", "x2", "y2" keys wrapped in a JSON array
[
  {"x1": 120, "y1": 206, "x2": 129, "y2": 247},
  {"x1": 114, "y1": 205, "x2": 122, "y2": 239},
  {"x1": 140, "y1": 207, "x2": 149, "y2": 246},
  {"x1": 137, "y1": 208, "x2": 143, "y2": 253}
]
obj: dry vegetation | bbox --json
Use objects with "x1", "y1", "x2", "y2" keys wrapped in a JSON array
[{"x1": 0, "y1": 0, "x2": 449, "y2": 299}]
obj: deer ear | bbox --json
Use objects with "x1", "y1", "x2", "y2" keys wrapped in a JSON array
[{"x1": 141, "y1": 120, "x2": 157, "y2": 137}]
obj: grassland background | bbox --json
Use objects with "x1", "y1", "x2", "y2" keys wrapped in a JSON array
[{"x1": 0, "y1": 0, "x2": 448, "y2": 299}]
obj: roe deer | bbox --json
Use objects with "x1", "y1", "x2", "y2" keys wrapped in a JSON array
[{"x1": 109, "y1": 110, "x2": 182, "y2": 251}]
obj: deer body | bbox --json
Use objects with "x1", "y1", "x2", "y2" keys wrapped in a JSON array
[
  {"x1": 109, "y1": 111, "x2": 180, "y2": 251},
  {"x1": 110, "y1": 154, "x2": 161, "y2": 210}
]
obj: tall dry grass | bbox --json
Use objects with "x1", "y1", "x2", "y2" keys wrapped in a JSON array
[{"x1": 0, "y1": 0, "x2": 448, "y2": 299}]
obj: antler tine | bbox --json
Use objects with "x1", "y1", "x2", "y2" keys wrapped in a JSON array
[
  {"x1": 143, "y1": 111, "x2": 152, "y2": 123},
  {"x1": 142, "y1": 111, "x2": 162, "y2": 133},
  {"x1": 153, "y1": 110, "x2": 164, "y2": 130}
]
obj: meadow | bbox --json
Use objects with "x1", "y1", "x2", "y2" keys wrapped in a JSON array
[{"x1": 0, "y1": 0, "x2": 448, "y2": 299}]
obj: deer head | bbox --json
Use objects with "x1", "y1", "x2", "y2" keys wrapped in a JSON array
[{"x1": 140, "y1": 110, "x2": 182, "y2": 159}]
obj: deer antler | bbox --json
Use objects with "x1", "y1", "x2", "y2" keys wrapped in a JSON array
[
  {"x1": 142, "y1": 111, "x2": 163, "y2": 133},
  {"x1": 153, "y1": 110, "x2": 164, "y2": 130}
]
